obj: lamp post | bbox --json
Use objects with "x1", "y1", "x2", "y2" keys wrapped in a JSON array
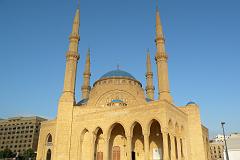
[{"x1": 221, "y1": 122, "x2": 229, "y2": 160}]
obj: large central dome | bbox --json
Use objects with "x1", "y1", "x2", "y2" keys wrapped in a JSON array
[
  {"x1": 100, "y1": 69, "x2": 136, "y2": 80},
  {"x1": 90, "y1": 68, "x2": 144, "y2": 107}
]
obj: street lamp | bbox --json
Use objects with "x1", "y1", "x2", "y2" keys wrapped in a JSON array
[{"x1": 221, "y1": 122, "x2": 229, "y2": 160}]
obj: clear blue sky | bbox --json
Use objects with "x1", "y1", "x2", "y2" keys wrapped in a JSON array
[{"x1": 0, "y1": 0, "x2": 239, "y2": 137}]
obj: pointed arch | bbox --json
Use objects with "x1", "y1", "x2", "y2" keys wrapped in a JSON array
[
  {"x1": 45, "y1": 133, "x2": 53, "y2": 146},
  {"x1": 107, "y1": 122, "x2": 127, "y2": 139},
  {"x1": 93, "y1": 127, "x2": 104, "y2": 160},
  {"x1": 93, "y1": 127, "x2": 103, "y2": 135},
  {"x1": 147, "y1": 119, "x2": 162, "y2": 134},
  {"x1": 79, "y1": 128, "x2": 90, "y2": 160},
  {"x1": 130, "y1": 121, "x2": 143, "y2": 137},
  {"x1": 148, "y1": 119, "x2": 163, "y2": 159},
  {"x1": 108, "y1": 123, "x2": 126, "y2": 160},
  {"x1": 131, "y1": 122, "x2": 144, "y2": 159},
  {"x1": 47, "y1": 134, "x2": 52, "y2": 143}
]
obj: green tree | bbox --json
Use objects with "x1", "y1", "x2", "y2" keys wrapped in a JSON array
[
  {"x1": 23, "y1": 148, "x2": 36, "y2": 160},
  {"x1": 2, "y1": 148, "x2": 14, "y2": 158},
  {"x1": 0, "y1": 150, "x2": 4, "y2": 159}
]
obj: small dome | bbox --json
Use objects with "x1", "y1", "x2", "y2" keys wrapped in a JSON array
[
  {"x1": 145, "y1": 98, "x2": 153, "y2": 102},
  {"x1": 100, "y1": 69, "x2": 135, "y2": 79},
  {"x1": 76, "y1": 98, "x2": 89, "y2": 105},
  {"x1": 186, "y1": 101, "x2": 197, "y2": 105}
]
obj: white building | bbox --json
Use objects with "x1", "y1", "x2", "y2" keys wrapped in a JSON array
[
  {"x1": 213, "y1": 135, "x2": 228, "y2": 143},
  {"x1": 224, "y1": 133, "x2": 240, "y2": 160}
]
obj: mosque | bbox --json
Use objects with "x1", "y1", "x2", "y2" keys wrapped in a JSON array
[{"x1": 36, "y1": 4, "x2": 210, "y2": 160}]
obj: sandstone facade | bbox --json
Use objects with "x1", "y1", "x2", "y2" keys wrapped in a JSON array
[{"x1": 36, "y1": 4, "x2": 210, "y2": 160}]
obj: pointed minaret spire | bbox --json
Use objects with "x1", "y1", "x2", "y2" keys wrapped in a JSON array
[
  {"x1": 154, "y1": 5, "x2": 172, "y2": 102},
  {"x1": 155, "y1": 7, "x2": 165, "y2": 54},
  {"x1": 81, "y1": 49, "x2": 91, "y2": 99},
  {"x1": 155, "y1": 0, "x2": 163, "y2": 39},
  {"x1": 145, "y1": 50, "x2": 155, "y2": 100},
  {"x1": 72, "y1": 8, "x2": 80, "y2": 34},
  {"x1": 68, "y1": 9, "x2": 80, "y2": 53},
  {"x1": 61, "y1": 9, "x2": 80, "y2": 102}
]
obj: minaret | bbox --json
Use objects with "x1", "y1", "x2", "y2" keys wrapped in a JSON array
[
  {"x1": 145, "y1": 50, "x2": 155, "y2": 100},
  {"x1": 155, "y1": 7, "x2": 172, "y2": 102},
  {"x1": 81, "y1": 48, "x2": 91, "y2": 99},
  {"x1": 54, "y1": 8, "x2": 81, "y2": 160},
  {"x1": 61, "y1": 9, "x2": 80, "y2": 102}
]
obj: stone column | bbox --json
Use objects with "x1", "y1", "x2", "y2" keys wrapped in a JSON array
[
  {"x1": 91, "y1": 133, "x2": 96, "y2": 160},
  {"x1": 126, "y1": 136, "x2": 132, "y2": 160},
  {"x1": 144, "y1": 133, "x2": 150, "y2": 160},
  {"x1": 103, "y1": 136, "x2": 109, "y2": 160},
  {"x1": 176, "y1": 137, "x2": 181, "y2": 160},
  {"x1": 170, "y1": 134, "x2": 176, "y2": 160},
  {"x1": 162, "y1": 131, "x2": 169, "y2": 160}
]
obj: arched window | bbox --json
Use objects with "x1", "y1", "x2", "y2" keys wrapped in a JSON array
[
  {"x1": 46, "y1": 134, "x2": 53, "y2": 146},
  {"x1": 46, "y1": 149, "x2": 51, "y2": 160},
  {"x1": 47, "y1": 134, "x2": 52, "y2": 143}
]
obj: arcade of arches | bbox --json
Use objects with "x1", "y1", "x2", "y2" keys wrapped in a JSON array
[{"x1": 76, "y1": 119, "x2": 185, "y2": 160}]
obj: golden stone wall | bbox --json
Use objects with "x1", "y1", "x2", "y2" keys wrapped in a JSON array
[
  {"x1": 36, "y1": 87, "x2": 209, "y2": 160},
  {"x1": 36, "y1": 120, "x2": 56, "y2": 160}
]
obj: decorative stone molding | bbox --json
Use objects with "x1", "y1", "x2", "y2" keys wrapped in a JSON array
[
  {"x1": 155, "y1": 36, "x2": 165, "y2": 43},
  {"x1": 69, "y1": 33, "x2": 80, "y2": 40},
  {"x1": 145, "y1": 72, "x2": 153, "y2": 77},
  {"x1": 93, "y1": 77, "x2": 142, "y2": 88},
  {"x1": 155, "y1": 52, "x2": 168, "y2": 61},
  {"x1": 66, "y1": 51, "x2": 80, "y2": 60}
]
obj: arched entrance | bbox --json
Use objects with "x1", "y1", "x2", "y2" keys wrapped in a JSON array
[
  {"x1": 94, "y1": 128, "x2": 104, "y2": 160},
  {"x1": 109, "y1": 123, "x2": 126, "y2": 160},
  {"x1": 46, "y1": 149, "x2": 51, "y2": 160},
  {"x1": 149, "y1": 120, "x2": 163, "y2": 160},
  {"x1": 132, "y1": 122, "x2": 144, "y2": 160},
  {"x1": 80, "y1": 129, "x2": 91, "y2": 160}
]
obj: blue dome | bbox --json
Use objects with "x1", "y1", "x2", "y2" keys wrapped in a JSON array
[
  {"x1": 100, "y1": 69, "x2": 136, "y2": 79},
  {"x1": 186, "y1": 101, "x2": 197, "y2": 105}
]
